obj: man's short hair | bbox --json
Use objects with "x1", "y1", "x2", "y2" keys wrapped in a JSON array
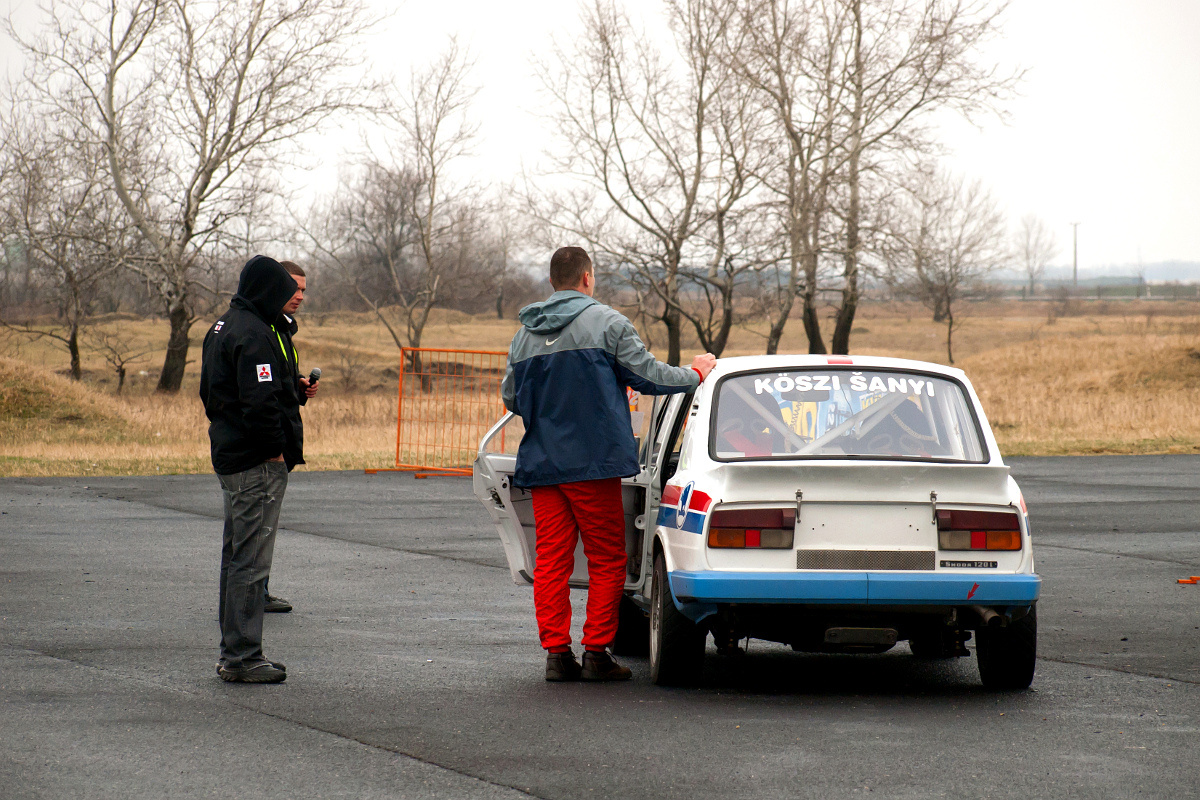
[
  {"x1": 280, "y1": 260, "x2": 306, "y2": 278},
  {"x1": 549, "y1": 247, "x2": 592, "y2": 290}
]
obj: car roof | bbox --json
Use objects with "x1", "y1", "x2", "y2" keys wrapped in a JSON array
[{"x1": 708, "y1": 354, "x2": 968, "y2": 382}]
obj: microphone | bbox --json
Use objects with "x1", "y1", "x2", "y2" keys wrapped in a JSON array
[{"x1": 307, "y1": 367, "x2": 321, "y2": 385}]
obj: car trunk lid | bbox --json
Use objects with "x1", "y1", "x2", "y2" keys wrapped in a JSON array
[{"x1": 711, "y1": 462, "x2": 1013, "y2": 560}]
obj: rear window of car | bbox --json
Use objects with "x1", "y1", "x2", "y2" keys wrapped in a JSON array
[{"x1": 710, "y1": 369, "x2": 987, "y2": 463}]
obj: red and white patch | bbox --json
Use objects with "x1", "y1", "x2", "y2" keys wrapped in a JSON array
[{"x1": 256, "y1": 364, "x2": 273, "y2": 382}]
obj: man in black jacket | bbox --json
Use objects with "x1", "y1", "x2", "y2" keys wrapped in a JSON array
[
  {"x1": 260, "y1": 260, "x2": 319, "y2": 614},
  {"x1": 200, "y1": 255, "x2": 307, "y2": 683}
]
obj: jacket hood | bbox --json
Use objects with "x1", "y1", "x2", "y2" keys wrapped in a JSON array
[
  {"x1": 231, "y1": 255, "x2": 297, "y2": 324},
  {"x1": 518, "y1": 290, "x2": 598, "y2": 335}
]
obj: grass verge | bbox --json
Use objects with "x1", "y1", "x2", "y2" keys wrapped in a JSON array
[{"x1": 6, "y1": 308, "x2": 1200, "y2": 477}]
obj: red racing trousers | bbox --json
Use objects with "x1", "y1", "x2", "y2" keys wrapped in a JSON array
[{"x1": 530, "y1": 477, "x2": 626, "y2": 652}]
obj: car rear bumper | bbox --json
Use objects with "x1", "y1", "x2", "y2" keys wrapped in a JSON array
[{"x1": 669, "y1": 570, "x2": 1041, "y2": 608}]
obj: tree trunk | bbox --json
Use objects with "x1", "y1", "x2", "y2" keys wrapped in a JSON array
[
  {"x1": 67, "y1": 323, "x2": 82, "y2": 381},
  {"x1": 802, "y1": 296, "x2": 826, "y2": 354},
  {"x1": 156, "y1": 305, "x2": 192, "y2": 392},
  {"x1": 801, "y1": 251, "x2": 826, "y2": 355},
  {"x1": 945, "y1": 307, "x2": 955, "y2": 364},
  {"x1": 769, "y1": 214, "x2": 805, "y2": 356},
  {"x1": 495, "y1": 283, "x2": 504, "y2": 319},
  {"x1": 831, "y1": 166, "x2": 860, "y2": 355},
  {"x1": 831, "y1": 288, "x2": 856, "y2": 355},
  {"x1": 765, "y1": 292, "x2": 793, "y2": 355},
  {"x1": 831, "y1": 0, "x2": 863, "y2": 358},
  {"x1": 117, "y1": 365, "x2": 126, "y2": 394},
  {"x1": 663, "y1": 304, "x2": 682, "y2": 366},
  {"x1": 408, "y1": 306, "x2": 436, "y2": 393},
  {"x1": 709, "y1": 283, "x2": 734, "y2": 357},
  {"x1": 932, "y1": 296, "x2": 948, "y2": 324}
]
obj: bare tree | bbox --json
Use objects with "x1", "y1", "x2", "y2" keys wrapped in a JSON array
[
  {"x1": 827, "y1": 0, "x2": 1017, "y2": 354},
  {"x1": 307, "y1": 41, "x2": 479, "y2": 361},
  {"x1": 88, "y1": 328, "x2": 151, "y2": 393},
  {"x1": 733, "y1": 0, "x2": 846, "y2": 355},
  {"x1": 310, "y1": 161, "x2": 426, "y2": 350},
  {"x1": 390, "y1": 40, "x2": 479, "y2": 356},
  {"x1": 730, "y1": 0, "x2": 1017, "y2": 355},
  {"x1": 674, "y1": 59, "x2": 770, "y2": 356},
  {"x1": 531, "y1": 0, "x2": 753, "y2": 365},
  {"x1": 0, "y1": 108, "x2": 135, "y2": 378},
  {"x1": 1015, "y1": 213, "x2": 1057, "y2": 297},
  {"x1": 885, "y1": 169, "x2": 1007, "y2": 363},
  {"x1": 7, "y1": 0, "x2": 376, "y2": 391}
]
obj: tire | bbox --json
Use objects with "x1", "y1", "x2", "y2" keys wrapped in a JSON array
[
  {"x1": 976, "y1": 605, "x2": 1037, "y2": 690},
  {"x1": 649, "y1": 552, "x2": 706, "y2": 686},
  {"x1": 612, "y1": 595, "x2": 650, "y2": 656}
]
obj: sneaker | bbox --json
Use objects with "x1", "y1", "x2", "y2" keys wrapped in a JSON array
[
  {"x1": 545, "y1": 649, "x2": 582, "y2": 682},
  {"x1": 581, "y1": 650, "x2": 632, "y2": 682},
  {"x1": 216, "y1": 660, "x2": 286, "y2": 676},
  {"x1": 218, "y1": 662, "x2": 287, "y2": 683},
  {"x1": 264, "y1": 593, "x2": 292, "y2": 613}
]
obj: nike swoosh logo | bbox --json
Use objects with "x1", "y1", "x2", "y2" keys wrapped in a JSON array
[{"x1": 546, "y1": 337, "x2": 559, "y2": 345}]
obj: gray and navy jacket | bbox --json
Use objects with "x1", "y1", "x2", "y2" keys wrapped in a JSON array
[{"x1": 501, "y1": 290, "x2": 700, "y2": 488}]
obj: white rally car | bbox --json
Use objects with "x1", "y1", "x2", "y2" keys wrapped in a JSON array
[{"x1": 474, "y1": 355, "x2": 1039, "y2": 690}]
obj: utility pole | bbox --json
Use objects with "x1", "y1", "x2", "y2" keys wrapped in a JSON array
[{"x1": 1071, "y1": 222, "x2": 1081, "y2": 287}]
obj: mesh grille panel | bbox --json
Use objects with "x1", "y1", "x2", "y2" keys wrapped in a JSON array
[{"x1": 796, "y1": 550, "x2": 935, "y2": 571}]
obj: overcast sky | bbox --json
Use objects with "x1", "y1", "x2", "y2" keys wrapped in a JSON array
[{"x1": 4, "y1": 0, "x2": 1199, "y2": 270}]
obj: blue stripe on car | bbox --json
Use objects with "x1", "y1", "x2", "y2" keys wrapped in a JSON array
[
  {"x1": 655, "y1": 507, "x2": 706, "y2": 533},
  {"x1": 668, "y1": 571, "x2": 1040, "y2": 606}
]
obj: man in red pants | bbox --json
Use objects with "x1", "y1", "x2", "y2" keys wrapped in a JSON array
[{"x1": 501, "y1": 247, "x2": 716, "y2": 681}]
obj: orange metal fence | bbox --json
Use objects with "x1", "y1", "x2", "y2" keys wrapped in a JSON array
[{"x1": 366, "y1": 347, "x2": 509, "y2": 477}]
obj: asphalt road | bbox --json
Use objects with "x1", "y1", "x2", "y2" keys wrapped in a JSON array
[{"x1": 1, "y1": 456, "x2": 1198, "y2": 799}]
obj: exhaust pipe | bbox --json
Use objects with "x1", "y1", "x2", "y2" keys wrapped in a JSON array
[{"x1": 971, "y1": 606, "x2": 1006, "y2": 627}]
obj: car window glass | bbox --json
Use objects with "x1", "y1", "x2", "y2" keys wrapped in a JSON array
[
  {"x1": 671, "y1": 415, "x2": 688, "y2": 455},
  {"x1": 651, "y1": 394, "x2": 692, "y2": 487},
  {"x1": 652, "y1": 396, "x2": 677, "y2": 448},
  {"x1": 711, "y1": 369, "x2": 985, "y2": 462}
]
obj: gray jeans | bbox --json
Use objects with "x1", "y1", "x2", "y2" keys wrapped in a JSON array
[{"x1": 217, "y1": 461, "x2": 288, "y2": 669}]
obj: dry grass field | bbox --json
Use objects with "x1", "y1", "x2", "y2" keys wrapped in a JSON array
[{"x1": 4, "y1": 299, "x2": 1200, "y2": 477}]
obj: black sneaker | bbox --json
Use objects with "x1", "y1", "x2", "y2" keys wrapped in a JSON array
[
  {"x1": 218, "y1": 662, "x2": 287, "y2": 683},
  {"x1": 264, "y1": 593, "x2": 292, "y2": 613},
  {"x1": 545, "y1": 649, "x2": 582, "y2": 682},
  {"x1": 581, "y1": 650, "x2": 632, "y2": 682},
  {"x1": 217, "y1": 660, "x2": 286, "y2": 675}
]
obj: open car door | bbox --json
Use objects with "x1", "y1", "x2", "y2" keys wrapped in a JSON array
[
  {"x1": 473, "y1": 395, "x2": 657, "y2": 588},
  {"x1": 628, "y1": 393, "x2": 692, "y2": 593}
]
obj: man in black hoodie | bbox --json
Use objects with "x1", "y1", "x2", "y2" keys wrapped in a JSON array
[{"x1": 200, "y1": 255, "x2": 305, "y2": 683}]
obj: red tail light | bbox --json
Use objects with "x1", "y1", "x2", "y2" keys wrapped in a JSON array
[
  {"x1": 708, "y1": 507, "x2": 795, "y2": 549},
  {"x1": 938, "y1": 509, "x2": 1022, "y2": 551}
]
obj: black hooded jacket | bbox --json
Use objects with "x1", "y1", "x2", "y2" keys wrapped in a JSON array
[{"x1": 199, "y1": 255, "x2": 305, "y2": 474}]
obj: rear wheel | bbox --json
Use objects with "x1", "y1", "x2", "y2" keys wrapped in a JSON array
[
  {"x1": 649, "y1": 552, "x2": 705, "y2": 686},
  {"x1": 976, "y1": 605, "x2": 1037, "y2": 690},
  {"x1": 612, "y1": 595, "x2": 650, "y2": 656}
]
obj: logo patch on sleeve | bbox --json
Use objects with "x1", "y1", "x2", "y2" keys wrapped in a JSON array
[{"x1": 256, "y1": 364, "x2": 273, "y2": 382}]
